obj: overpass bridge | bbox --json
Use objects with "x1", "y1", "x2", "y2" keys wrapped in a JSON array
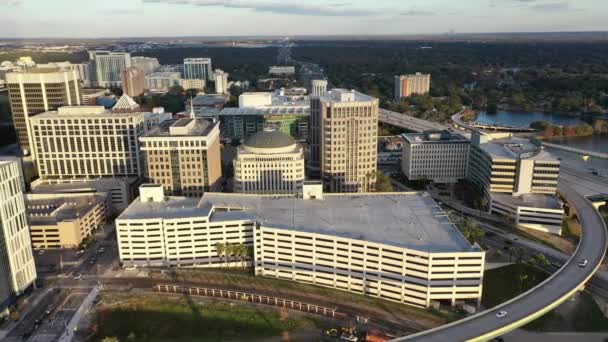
[
  {"x1": 542, "y1": 142, "x2": 608, "y2": 160},
  {"x1": 379, "y1": 109, "x2": 450, "y2": 133}
]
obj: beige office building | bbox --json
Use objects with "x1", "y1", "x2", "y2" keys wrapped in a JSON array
[
  {"x1": 140, "y1": 118, "x2": 222, "y2": 197},
  {"x1": 29, "y1": 106, "x2": 145, "y2": 180},
  {"x1": 120, "y1": 67, "x2": 145, "y2": 97},
  {"x1": 6, "y1": 68, "x2": 81, "y2": 154},
  {"x1": 0, "y1": 158, "x2": 37, "y2": 316},
  {"x1": 117, "y1": 184, "x2": 484, "y2": 308},
  {"x1": 394, "y1": 73, "x2": 431, "y2": 100},
  {"x1": 468, "y1": 133, "x2": 563, "y2": 234},
  {"x1": 26, "y1": 193, "x2": 109, "y2": 249},
  {"x1": 309, "y1": 89, "x2": 378, "y2": 192},
  {"x1": 234, "y1": 128, "x2": 305, "y2": 194}
]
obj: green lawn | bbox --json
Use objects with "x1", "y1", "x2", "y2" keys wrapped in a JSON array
[
  {"x1": 482, "y1": 263, "x2": 549, "y2": 308},
  {"x1": 95, "y1": 294, "x2": 315, "y2": 342}
]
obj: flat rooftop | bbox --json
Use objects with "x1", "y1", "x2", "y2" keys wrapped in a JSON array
[
  {"x1": 219, "y1": 106, "x2": 309, "y2": 116},
  {"x1": 119, "y1": 192, "x2": 476, "y2": 253},
  {"x1": 32, "y1": 106, "x2": 142, "y2": 119},
  {"x1": 320, "y1": 89, "x2": 377, "y2": 103},
  {"x1": 142, "y1": 118, "x2": 216, "y2": 138},
  {"x1": 403, "y1": 131, "x2": 469, "y2": 144},
  {"x1": 491, "y1": 192, "x2": 563, "y2": 210},
  {"x1": 26, "y1": 194, "x2": 105, "y2": 225},
  {"x1": 479, "y1": 137, "x2": 558, "y2": 161}
]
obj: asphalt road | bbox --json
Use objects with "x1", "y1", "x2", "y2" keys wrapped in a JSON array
[
  {"x1": 379, "y1": 109, "x2": 450, "y2": 133},
  {"x1": 396, "y1": 179, "x2": 608, "y2": 341}
]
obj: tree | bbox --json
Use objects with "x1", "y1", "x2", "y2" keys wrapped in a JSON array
[
  {"x1": 462, "y1": 218, "x2": 485, "y2": 244},
  {"x1": 543, "y1": 126, "x2": 555, "y2": 138},
  {"x1": 375, "y1": 171, "x2": 394, "y2": 192},
  {"x1": 214, "y1": 242, "x2": 225, "y2": 267},
  {"x1": 512, "y1": 247, "x2": 525, "y2": 264},
  {"x1": 530, "y1": 253, "x2": 550, "y2": 269},
  {"x1": 102, "y1": 338, "x2": 120, "y2": 342},
  {"x1": 530, "y1": 121, "x2": 550, "y2": 131},
  {"x1": 168, "y1": 85, "x2": 185, "y2": 95},
  {"x1": 563, "y1": 126, "x2": 576, "y2": 137}
]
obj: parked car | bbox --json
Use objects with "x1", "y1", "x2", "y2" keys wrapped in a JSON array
[{"x1": 73, "y1": 273, "x2": 82, "y2": 280}]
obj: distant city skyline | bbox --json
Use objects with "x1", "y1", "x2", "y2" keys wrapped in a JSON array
[{"x1": 0, "y1": 0, "x2": 606, "y2": 38}]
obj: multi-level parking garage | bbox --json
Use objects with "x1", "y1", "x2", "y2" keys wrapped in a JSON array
[{"x1": 117, "y1": 184, "x2": 485, "y2": 308}]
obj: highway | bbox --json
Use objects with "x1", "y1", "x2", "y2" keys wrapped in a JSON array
[
  {"x1": 396, "y1": 178, "x2": 608, "y2": 341},
  {"x1": 379, "y1": 109, "x2": 450, "y2": 133}
]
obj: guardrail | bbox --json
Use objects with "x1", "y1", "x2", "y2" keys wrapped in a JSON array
[{"x1": 153, "y1": 284, "x2": 347, "y2": 319}]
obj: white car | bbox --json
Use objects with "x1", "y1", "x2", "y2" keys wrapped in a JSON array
[
  {"x1": 496, "y1": 310, "x2": 508, "y2": 319},
  {"x1": 578, "y1": 259, "x2": 588, "y2": 268},
  {"x1": 124, "y1": 265, "x2": 137, "y2": 271},
  {"x1": 73, "y1": 273, "x2": 82, "y2": 280}
]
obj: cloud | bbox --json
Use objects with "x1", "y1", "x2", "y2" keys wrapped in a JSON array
[
  {"x1": 531, "y1": 1, "x2": 582, "y2": 12},
  {"x1": 141, "y1": 0, "x2": 384, "y2": 16},
  {"x1": 401, "y1": 10, "x2": 434, "y2": 16},
  {"x1": 0, "y1": 0, "x2": 23, "y2": 6}
]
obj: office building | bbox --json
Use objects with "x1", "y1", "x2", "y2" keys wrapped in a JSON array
[
  {"x1": 401, "y1": 131, "x2": 470, "y2": 183},
  {"x1": 394, "y1": 73, "x2": 431, "y2": 100},
  {"x1": 131, "y1": 56, "x2": 160, "y2": 75},
  {"x1": 234, "y1": 128, "x2": 305, "y2": 194},
  {"x1": 180, "y1": 78, "x2": 206, "y2": 91},
  {"x1": 217, "y1": 107, "x2": 309, "y2": 141},
  {"x1": 378, "y1": 136, "x2": 404, "y2": 165},
  {"x1": 468, "y1": 133, "x2": 563, "y2": 234},
  {"x1": 82, "y1": 88, "x2": 108, "y2": 105},
  {"x1": 269, "y1": 66, "x2": 295, "y2": 75},
  {"x1": 187, "y1": 94, "x2": 229, "y2": 112},
  {"x1": 145, "y1": 72, "x2": 181, "y2": 92},
  {"x1": 309, "y1": 89, "x2": 379, "y2": 193},
  {"x1": 120, "y1": 67, "x2": 145, "y2": 97},
  {"x1": 0, "y1": 158, "x2": 37, "y2": 316},
  {"x1": 117, "y1": 184, "x2": 484, "y2": 308},
  {"x1": 214, "y1": 69, "x2": 229, "y2": 94},
  {"x1": 140, "y1": 118, "x2": 222, "y2": 197},
  {"x1": 35, "y1": 61, "x2": 92, "y2": 88},
  {"x1": 239, "y1": 92, "x2": 272, "y2": 107},
  {"x1": 89, "y1": 51, "x2": 131, "y2": 87},
  {"x1": 144, "y1": 107, "x2": 172, "y2": 132},
  {"x1": 6, "y1": 67, "x2": 81, "y2": 154},
  {"x1": 29, "y1": 106, "x2": 145, "y2": 180},
  {"x1": 183, "y1": 58, "x2": 213, "y2": 81},
  {"x1": 26, "y1": 193, "x2": 109, "y2": 249},
  {"x1": 311, "y1": 79, "x2": 328, "y2": 97}
]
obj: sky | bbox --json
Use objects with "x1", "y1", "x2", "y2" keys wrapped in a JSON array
[{"x1": 0, "y1": 0, "x2": 606, "y2": 38}]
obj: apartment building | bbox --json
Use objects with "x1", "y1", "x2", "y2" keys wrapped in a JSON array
[
  {"x1": 0, "y1": 158, "x2": 37, "y2": 316},
  {"x1": 89, "y1": 51, "x2": 131, "y2": 87},
  {"x1": 401, "y1": 131, "x2": 470, "y2": 183},
  {"x1": 145, "y1": 72, "x2": 181, "y2": 92},
  {"x1": 120, "y1": 67, "x2": 145, "y2": 97},
  {"x1": 6, "y1": 67, "x2": 81, "y2": 154},
  {"x1": 309, "y1": 89, "x2": 379, "y2": 192},
  {"x1": 139, "y1": 118, "x2": 222, "y2": 197},
  {"x1": 394, "y1": 73, "x2": 431, "y2": 100},
  {"x1": 29, "y1": 106, "x2": 145, "y2": 180},
  {"x1": 116, "y1": 184, "x2": 484, "y2": 308},
  {"x1": 468, "y1": 133, "x2": 563, "y2": 234},
  {"x1": 26, "y1": 193, "x2": 109, "y2": 249},
  {"x1": 214, "y1": 69, "x2": 229, "y2": 94},
  {"x1": 234, "y1": 128, "x2": 305, "y2": 194}
]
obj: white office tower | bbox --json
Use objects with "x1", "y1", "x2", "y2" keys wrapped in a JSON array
[
  {"x1": 311, "y1": 79, "x2": 328, "y2": 97},
  {"x1": 183, "y1": 58, "x2": 213, "y2": 81},
  {"x1": 234, "y1": 128, "x2": 305, "y2": 194},
  {"x1": 0, "y1": 157, "x2": 37, "y2": 316},
  {"x1": 89, "y1": 51, "x2": 131, "y2": 87},
  {"x1": 214, "y1": 69, "x2": 229, "y2": 94},
  {"x1": 131, "y1": 56, "x2": 160, "y2": 75}
]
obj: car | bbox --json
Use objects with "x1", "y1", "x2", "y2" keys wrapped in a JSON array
[
  {"x1": 124, "y1": 265, "x2": 137, "y2": 271},
  {"x1": 89, "y1": 257, "x2": 97, "y2": 264},
  {"x1": 97, "y1": 247, "x2": 105, "y2": 254},
  {"x1": 73, "y1": 273, "x2": 82, "y2": 280},
  {"x1": 75, "y1": 250, "x2": 85, "y2": 256},
  {"x1": 37, "y1": 250, "x2": 45, "y2": 255},
  {"x1": 578, "y1": 259, "x2": 589, "y2": 268},
  {"x1": 496, "y1": 310, "x2": 508, "y2": 319}
]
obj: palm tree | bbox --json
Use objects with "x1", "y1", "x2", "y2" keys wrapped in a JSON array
[{"x1": 214, "y1": 242, "x2": 225, "y2": 267}]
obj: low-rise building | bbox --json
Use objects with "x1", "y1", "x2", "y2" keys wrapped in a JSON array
[
  {"x1": 26, "y1": 193, "x2": 109, "y2": 249},
  {"x1": 234, "y1": 128, "x2": 305, "y2": 194},
  {"x1": 401, "y1": 131, "x2": 470, "y2": 183},
  {"x1": 180, "y1": 78, "x2": 205, "y2": 91},
  {"x1": 269, "y1": 66, "x2": 295, "y2": 76},
  {"x1": 140, "y1": 118, "x2": 222, "y2": 197},
  {"x1": 116, "y1": 184, "x2": 484, "y2": 308},
  {"x1": 468, "y1": 133, "x2": 563, "y2": 234},
  {"x1": 378, "y1": 136, "x2": 404, "y2": 165},
  {"x1": 217, "y1": 106, "x2": 309, "y2": 141}
]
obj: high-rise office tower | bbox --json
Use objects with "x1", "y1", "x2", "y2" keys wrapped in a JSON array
[
  {"x1": 6, "y1": 67, "x2": 81, "y2": 155},
  {"x1": 139, "y1": 118, "x2": 222, "y2": 197},
  {"x1": 89, "y1": 51, "x2": 131, "y2": 87},
  {"x1": 131, "y1": 56, "x2": 160, "y2": 75},
  {"x1": 0, "y1": 157, "x2": 37, "y2": 316},
  {"x1": 394, "y1": 73, "x2": 431, "y2": 100},
  {"x1": 311, "y1": 79, "x2": 328, "y2": 97},
  {"x1": 29, "y1": 106, "x2": 145, "y2": 180},
  {"x1": 183, "y1": 58, "x2": 212, "y2": 81},
  {"x1": 213, "y1": 69, "x2": 229, "y2": 94},
  {"x1": 120, "y1": 67, "x2": 145, "y2": 97},
  {"x1": 309, "y1": 89, "x2": 379, "y2": 193}
]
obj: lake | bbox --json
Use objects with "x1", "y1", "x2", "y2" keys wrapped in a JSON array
[{"x1": 474, "y1": 111, "x2": 584, "y2": 128}]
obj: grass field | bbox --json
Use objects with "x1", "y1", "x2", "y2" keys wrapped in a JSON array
[{"x1": 94, "y1": 293, "x2": 319, "y2": 342}]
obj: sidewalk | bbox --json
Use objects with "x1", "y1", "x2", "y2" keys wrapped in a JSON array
[
  {"x1": 57, "y1": 285, "x2": 99, "y2": 342},
  {"x1": 0, "y1": 286, "x2": 55, "y2": 340}
]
